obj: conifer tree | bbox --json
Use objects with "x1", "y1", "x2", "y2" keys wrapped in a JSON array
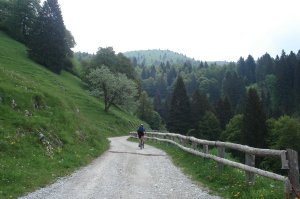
[
  {"x1": 167, "y1": 76, "x2": 191, "y2": 134},
  {"x1": 242, "y1": 88, "x2": 267, "y2": 148},
  {"x1": 190, "y1": 90, "x2": 210, "y2": 129},
  {"x1": 28, "y1": 0, "x2": 70, "y2": 73},
  {"x1": 215, "y1": 96, "x2": 232, "y2": 130}
]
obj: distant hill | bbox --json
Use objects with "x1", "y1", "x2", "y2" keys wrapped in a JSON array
[{"x1": 123, "y1": 49, "x2": 227, "y2": 67}]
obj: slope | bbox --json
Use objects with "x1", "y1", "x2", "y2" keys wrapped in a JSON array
[{"x1": 0, "y1": 31, "x2": 141, "y2": 198}]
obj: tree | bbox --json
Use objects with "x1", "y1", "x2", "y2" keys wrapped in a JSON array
[
  {"x1": 220, "y1": 114, "x2": 243, "y2": 143},
  {"x1": 197, "y1": 111, "x2": 221, "y2": 140},
  {"x1": 267, "y1": 116, "x2": 300, "y2": 170},
  {"x1": 222, "y1": 71, "x2": 246, "y2": 112},
  {"x1": 28, "y1": 0, "x2": 71, "y2": 73},
  {"x1": 87, "y1": 65, "x2": 137, "y2": 112},
  {"x1": 136, "y1": 91, "x2": 154, "y2": 123},
  {"x1": 244, "y1": 55, "x2": 256, "y2": 84},
  {"x1": 136, "y1": 91, "x2": 162, "y2": 130},
  {"x1": 153, "y1": 90, "x2": 163, "y2": 116},
  {"x1": 190, "y1": 90, "x2": 210, "y2": 129},
  {"x1": 256, "y1": 53, "x2": 274, "y2": 83},
  {"x1": 5, "y1": 0, "x2": 40, "y2": 43},
  {"x1": 215, "y1": 96, "x2": 232, "y2": 130},
  {"x1": 274, "y1": 51, "x2": 295, "y2": 114},
  {"x1": 0, "y1": 0, "x2": 12, "y2": 30},
  {"x1": 91, "y1": 47, "x2": 135, "y2": 80},
  {"x1": 242, "y1": 88, "x2": 267, "y2": 148},
  {"x1": 167, "y1": 76, "x2": 191, "y2": 134}
]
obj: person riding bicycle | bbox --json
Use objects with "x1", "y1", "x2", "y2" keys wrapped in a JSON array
[{"x1": 137, "y1": 124, "x2": 145, "y2": 149}]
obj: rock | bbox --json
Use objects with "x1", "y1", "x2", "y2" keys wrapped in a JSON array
[
  {"x1": 11, "y1": 99, "x2": 17, "y2": 109},
  {"x1": 39, "y1": 133, "x2": 45, "y2": 141},
  {"x1": 25, "y1": 110, "x2": 32, "y2": 117}
]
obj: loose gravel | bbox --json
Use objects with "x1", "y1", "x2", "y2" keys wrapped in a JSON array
[{"x1": 20, "y1": 136, "x2": 221, "y2": 199}]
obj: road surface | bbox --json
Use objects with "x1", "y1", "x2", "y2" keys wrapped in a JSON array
[{"x1": 20, "y1": 136, "x2": 220, "y2": 199}]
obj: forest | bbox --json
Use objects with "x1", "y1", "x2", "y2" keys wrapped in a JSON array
[{"x1": 123, "y1": 49, "x2": 300, "y2": 170}]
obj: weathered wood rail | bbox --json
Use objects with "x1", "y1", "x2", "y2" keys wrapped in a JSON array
[{"x1": 129, "y1": 131, "x2": 300, "y2": 198}]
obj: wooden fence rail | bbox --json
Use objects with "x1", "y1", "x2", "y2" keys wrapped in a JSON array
[{"x1": 129, "y1": 131, "x2": 300, "y2": 198}]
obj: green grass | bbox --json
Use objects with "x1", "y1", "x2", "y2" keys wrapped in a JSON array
[
  {"x1": 129, "y1": 138, "x2": 284, "y2": 199},
  {"x1": 0, "y1": 31, "x2": 142, "y2": 199}
]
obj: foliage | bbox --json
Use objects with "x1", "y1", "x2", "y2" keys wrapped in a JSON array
[
  {"x1": 135, "y1": 91, "x2": 163, "y2": 130},
  {"x1": 222, "y1": 71, "x2": 246, "y2": 113},
  {"x1": 242, "y1": 88, "x2": 267, "y2": 149},
  {"x1": 167, "y1": 76, "x2": 191, "y2": 134},
  {"x1": 220, "y1": 114, "x2": 243, "y2": 143},
  {"x1": 89, "y1": 47, "x2": 136, "y2": 80},
  {"x1": 190, "y1": 90, "x2": 210, "y2": 129},
  {"x1": 3, "y1": 0, "x2": 40, "y2": 43},
  {"x1": 136, "y1": 138, "x2": 283, "y2": 199},
  {"x1": 215, "y1": 96, "x2": 232, "y2": 130},
  {"x1": 196, "y1": 111, "x2": 221, "y2": 140},
  {"x1": 268, "y1": 115, "x2": 300, "y2": 153},
  {"x1": 87, "y1": 65, "x2": 137, "y2": 112},
  {"x1": 27, "y1": 0, "x2": 72, "y2": 73}
]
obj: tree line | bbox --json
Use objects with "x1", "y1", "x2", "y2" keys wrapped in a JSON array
[
  {"x1": 0, "y1": 0, "x2": 75, "y2": 73},
  {"x1": 130, "y1": 50, "x2": 300, "y2": 170}
]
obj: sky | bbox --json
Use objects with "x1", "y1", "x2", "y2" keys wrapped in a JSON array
[{"x1": 58, "y1": 0, "x2": 300, "y2": 62}]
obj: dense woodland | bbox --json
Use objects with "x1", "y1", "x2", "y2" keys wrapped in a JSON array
[
  {"x1": 0, "y1": 0, "x2": 75, "y2": 73},
  {"x1": 124, "y1": 49, "x2": 300, "y2": 169},
  {"x1": 1, "y1": 0, "x2": 300, "y2": 171}
]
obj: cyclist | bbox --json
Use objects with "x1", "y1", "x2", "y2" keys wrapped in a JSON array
[{"x1": 137, "y1": 124, "x2": 145, "y2": 149}]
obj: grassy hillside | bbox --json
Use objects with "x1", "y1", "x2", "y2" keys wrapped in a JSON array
[{"x1": 0, "y1": 31, "x2": 141, "y2": 198}]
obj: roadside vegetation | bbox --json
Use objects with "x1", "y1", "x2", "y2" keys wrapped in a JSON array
[{"x1": 129, "y1": 137, "x2": 283, "y2": 199}]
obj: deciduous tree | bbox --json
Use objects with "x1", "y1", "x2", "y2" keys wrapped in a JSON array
[{"x1": 87, "y1": 65, "x2": 137, "y2": 112}]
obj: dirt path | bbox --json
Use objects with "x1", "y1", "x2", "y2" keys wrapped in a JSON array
[{"x1": 20, "y1": 136, "x2": 220, "y2": 199}]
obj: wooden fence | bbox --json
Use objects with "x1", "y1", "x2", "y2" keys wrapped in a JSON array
[{"x1": 129, "y1": 131, "x2": 300, "y2": 198}]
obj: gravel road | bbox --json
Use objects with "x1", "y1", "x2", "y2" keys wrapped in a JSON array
[{"x1": 20, "y1": 136, "x2": 220, "y2": 199}]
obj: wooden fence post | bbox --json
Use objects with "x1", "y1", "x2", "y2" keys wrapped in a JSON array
[
  {"x1": 203, "y1": 145, "x2": 209, "y2": 154},
  {"x1": 245, "y1": 153, "x2": 255, "y2": 184},
  {"x1": 286, "y1": 149, "x2": 300, "y2": 197},
  {"x1": 192, "y1": 142, "x2": 197, "y2": 150},
  {"x1": 179, "y1": 138, "x2": 183, "y2": 145},
  {"x1": 217, "y1": 147, "x2": 225, "y2": 171}
]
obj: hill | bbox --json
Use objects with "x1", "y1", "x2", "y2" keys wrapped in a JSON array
[
  {"x1": 123, "y1": 49, "x2": 227, "y2": 67},
  {"x1": 124, "y1": 49, "x2": 199, "y2": 67},
  {"x1": 0, "y1": 31, "x2": 141, "y2": 198}
]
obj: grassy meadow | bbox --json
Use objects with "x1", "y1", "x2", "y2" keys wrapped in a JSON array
[{"x1": 0, "y1": 31, "x2": 141, "y2": 198}]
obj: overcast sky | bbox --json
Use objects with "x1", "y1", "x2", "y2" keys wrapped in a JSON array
[{"x1": 58, "y1": 0, "x2": 300, "y2": 61}]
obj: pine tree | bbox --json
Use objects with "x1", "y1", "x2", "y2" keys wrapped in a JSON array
[
  {"x1": 222, "y1": 71, "x2": 246, "y2": 113},
  {"x1": 190, "y1": 90, "x2": 210, "y2": 129},
  {"x1": 242, "y1": 88, "x2": 267, "y2": 148},
  {"x1": 167, "y1": 76, "x2": 191, "y2": 134},
  {"x1": 153, "y1": 90, "x2": 163, "y2": 116},
  {"x1": 275, "y1": 51, "x2": 295, "y2": 114},
  {"x1": 215, "y1": 96, "x2": 232, "y2": 130},
  {"x1": 28, "y1": 0, "x2": 70, "y2": 73},
  {"x1": 256, "y1": 53, "x2": 274, "y2": 83},
  {"x1": 245, "y1": 55, "x2": 256, "y2": 84}
]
